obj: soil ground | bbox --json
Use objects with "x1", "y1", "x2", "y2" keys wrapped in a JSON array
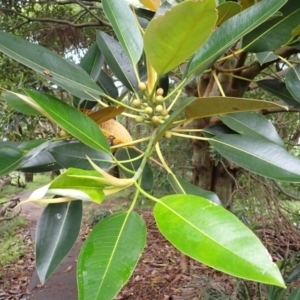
[{"x1": 1, "y1": 192, "x2": 300, "y2": 300}]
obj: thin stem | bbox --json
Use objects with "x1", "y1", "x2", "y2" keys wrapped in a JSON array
[
  {"x1": 87, "y1": 92, "x2": 143, "y2": 114},
  {"x1": 163, "y1": 78, "x2": 186, "y2": 102},
  {"x1": 278, "y1": 55, "x2": 294, "y2": 68},
  {"x1": 167, "y1": 89, "x2": 182, "y2": 112},
  {"x1": 203, "y1": 71, "x2": 215, "y2": 97},
  {"x1": 115, "y1": 152, "x2": 145, "y2": 164},
  {"x1": 172, "y1": 128, "x2": 205, "y2": 133},
  {"x1": 170, "y1": 131, "x2": 209, "y2": 141},
  {"x1": 155, "y1": 143, "x2": 172, "y2": 173},
  {"x1": 126, "y1": 178, "x2": 141, "y2": 212},
  {"x1": 134, "y1": 181, "x2": 158, "y2": 203},
  {"x1": 110, "y1": 136, "x2": 151, "y2": 150},
  {"x1": 132, "y1": 129, "x2": 157, "y2": 181},
  {"x1": 132, "y1": 146, "x2": 164, "y2": 168},
  {"x1": 213, "y1": 69, "x2": 226, "y2": 97},
  {"x1": 223, "y1": 73, "x2": 253, "y2": 83}
]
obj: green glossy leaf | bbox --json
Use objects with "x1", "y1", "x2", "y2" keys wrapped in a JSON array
[
  {"x1": 167, "y1": 173, "x2": 221, "y2": 205},
  {"x1": 17, "y1": 139, "x2": 47, "y2": 151},
  {"x1": 256, "y1": 52, "x2": 278, "y2": 65},
  {"x1": 102, "y1": 0, "x2": 143, "y2": 65},
  {"x1": 187, "y1": 0, "x2": 287, "y2": 79},
  {"x1": 23, "y1": 89, "x2": 111, "y2": 154},
  {"x1": 49, "y1": 168, "x2": 106, "y2": 203},
  {"x1": 287, "y1": 287, "x2": 300, "y2": 300},
  {"x1": 0, "y1": 141, "x2": 50, "y2": 177},
  {"x1": 184, "y1": 96, "x2": 284, "y2": 120},
  {"x1": 49, "y1": 142, "x2": 112, "y2": 170},
  {"x1": 18, "y1": 150, "x2": 61, "y2": 173},
  {"x1": 77, "y1": 211, "x2": 146, "y2": 300},
  {"x1": 18, "y1": 141, "x2": 68, "y2": 173},
  {"x1": 154, "y1": 194, "x2": 285, "y2": 287},
  {"x1": 203, "y1": 124, "x2": 235, "y2": 138},
  {"x1": 257, "y1": 79, "x2": 300, "y2": 107},
  {"x1": 0, "y1": 141, "x2": 21, "y2": 147},
  {"x1": 219, "y1": 112, "x2": 285, "y2": 147},
  {"x1": 115, "y1": 148, "x2": 153, "y2": 192},
  {"x1": 0, "y1": 31, "x2": 105, "y2": 100},
  {"x1": 243, "y1": 1, "x2": 300, "y2": 52},
  {"x1": 286, "y1": 266, "x2": 300, "y2": 283},
  {"x1": 144, "y1": 0, "x2": 217, "y2": 75},
  {"x1": 286, "y1": 66, "x2": 300, "y2": 102},
  {"x1": 73, "y1": 42, "x2": 104, "y2": 109},
  {"x1": 154, "y1": 96, "x2": 277, "y2": 144},
  {"x1": 36, "y1": 200, "x2": 82, "y2": 284},
  {"x1": 97, "y1": 31, "x2": 138, "y2": 91},
  {"x1": 210, "y1": 134, "x2": 300, "y2": 182},
  {"x1": 80, "y1": 42, "x2": 104, "y2": 82},
  {"x1": 216, "y1": 2, "x2": 241, "y2": 26},
  {"x1": 134, "y1": 7, "x2": 155, "y2": 20},
  {"x1": 97, "y1": 70, "x2": 119, "y2": 99},
  {"x1": 2, "y1": 91, "x2": 41, "y2": 116},
  {"x1": 0, "y1": 146, "x2": 25, "y2": 176}
]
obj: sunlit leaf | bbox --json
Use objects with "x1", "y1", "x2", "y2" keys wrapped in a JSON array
[
  {"x1": 144, "y1": 0, "x2": 217, "y2": 75},
  {"x1": 216, "y1": 2, "x2": 241, "y2": 26},
  {"x1": 36, "y1": 201, "x2": 82, "y2": 284},
  {"x1": 154, "y1": 194, "x2": 285, "y2": 287},
  {"x1": 140, "y1": 0, "x2": 160, "y2": 11},
  {"x1": 77, "y1": 211, "x2": 146, "y2": 300},
  {"x1": 48, "y1": 168, "x2": 106, "y2": 202},
  {"x1": 2, "y1": 91, "x2": 40, "y2": 116}
]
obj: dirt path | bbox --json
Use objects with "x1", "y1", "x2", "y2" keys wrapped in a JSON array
[
  {"x1": 4, "y1": 194, "x2": 235, "y2": 300},
  {"x1": 19, "y1": 192, "x2": 80, "y2": 300}
]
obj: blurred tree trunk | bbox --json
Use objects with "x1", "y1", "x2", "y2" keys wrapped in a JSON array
[
  {"x1": 51, "y1": 170, "x2": 61, "y2": 179},
  {"x1": 25, "y1": 173, "x2": 33, "y2": 182}
]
